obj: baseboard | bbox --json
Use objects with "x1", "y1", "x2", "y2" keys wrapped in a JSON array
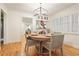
[
  {"x1": 4, "y1": 39, "x2": 21, "y2": 44},
  {"x1": 64, "y1": 44, "x2": 79, "y2": 49},
  {"x1": 72, "y1": 45, "x2": 79, "y2": 49},
  {"x1": 4, "y1": 41, "x2": 21, "y2": 45}
]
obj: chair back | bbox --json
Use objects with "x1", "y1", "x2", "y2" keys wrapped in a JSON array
[
  {"x1": 54, "y1": 32, "x2": 62, "y2": 35},
  {"x1": 50, "y1": 34, "x2": 64, "y2": 49}
]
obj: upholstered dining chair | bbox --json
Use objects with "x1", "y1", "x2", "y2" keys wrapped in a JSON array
[
  {"x1": 24, "y1": 34, "x2": 39, "y2": 56},
  {"x1": 43, "y1": 34, "x2": 64, "y2": 56}
]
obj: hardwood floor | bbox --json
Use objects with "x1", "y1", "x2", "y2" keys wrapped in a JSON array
[
  {"x1": 1, "y1": 42, "x2": 21, "y2": 56},
  {"x1": 0, "y1": 36, "x2": 79, "y2": 56},
  {"x1": 63, "y1": 44, "x2": 79, "y2": 56}
]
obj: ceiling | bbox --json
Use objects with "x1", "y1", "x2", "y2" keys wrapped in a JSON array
[{"x1": 4, "y1": 3, "x2": 75, "y2": 16}]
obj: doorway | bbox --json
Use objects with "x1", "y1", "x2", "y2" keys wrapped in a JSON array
[{"x1": 0, "y1": 9, "x2": 6, "y2": 46}]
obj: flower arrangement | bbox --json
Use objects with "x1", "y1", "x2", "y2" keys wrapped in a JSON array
[
  {"x1": 38, "y1": 20, "x2": 47, "y2": 34},
  {"x1": 40, "y1": 20, "x2": 46, "y2": 29}
]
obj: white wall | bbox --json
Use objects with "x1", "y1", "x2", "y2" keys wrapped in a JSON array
[
  {"x1": 5, "y1": 10, "x2": 33, "y2": 44},
  {"x1": 50, "y1": 4, "x2": 79, "y2": 48}
]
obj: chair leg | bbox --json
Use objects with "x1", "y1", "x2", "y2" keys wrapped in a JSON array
[
  {"x1": 25, "y1": 43, "x2": 29, "y2": 56},
  {"x1": 55, "y1": 49, "x2": 57, "y2": 56},
  {"x1": 26, "y1": 46, "x2": 29, "y2": 56},
  {"x1": 61, "y1": 48, "x2": 63, "y2": 56},
  {"x1": 49, "y1": 50, "x2": 51, "y2": 56}
]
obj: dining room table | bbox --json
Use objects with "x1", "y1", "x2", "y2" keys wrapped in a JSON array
[{"x1": 27, "y1": 33, "x2": 51, "y2": 54}]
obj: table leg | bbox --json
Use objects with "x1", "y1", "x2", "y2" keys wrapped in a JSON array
[{"x1": 39, "y1": 41, "x2": 42, "y2": 54}]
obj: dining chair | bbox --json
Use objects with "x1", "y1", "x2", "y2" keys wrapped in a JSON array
[
  {"x1": 49, "y1": 31, "x2": 62, "y2": 35},
  {"x1": 24, "y1": 34, "x2": 39, "y2": 56},
  {"x1": 43, "y1": 34, "x2": 64, "y2": 56}
]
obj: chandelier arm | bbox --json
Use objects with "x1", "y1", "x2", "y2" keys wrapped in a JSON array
[
  {"x1": 40, "y1": 6, "x2": 42, "y2": 16},
  {"x1": 41, "y1": 7, "x2": 48, "y2": 12},
  {"x1": 33, "y1": 7, "x2": 40, "y2": 13}
]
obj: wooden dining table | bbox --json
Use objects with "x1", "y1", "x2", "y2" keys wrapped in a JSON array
[{"x1": 28, "y1": 34, "x2": 51, "y2": 53}]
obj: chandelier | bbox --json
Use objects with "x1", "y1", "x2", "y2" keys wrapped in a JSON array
[{"x1": 33, "y1": 3, "x2": 48, "y2": 21}]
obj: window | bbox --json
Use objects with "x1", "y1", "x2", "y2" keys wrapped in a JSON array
[{"x1": 52, "y1": 13, "x2": 79, "y2": 34}]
